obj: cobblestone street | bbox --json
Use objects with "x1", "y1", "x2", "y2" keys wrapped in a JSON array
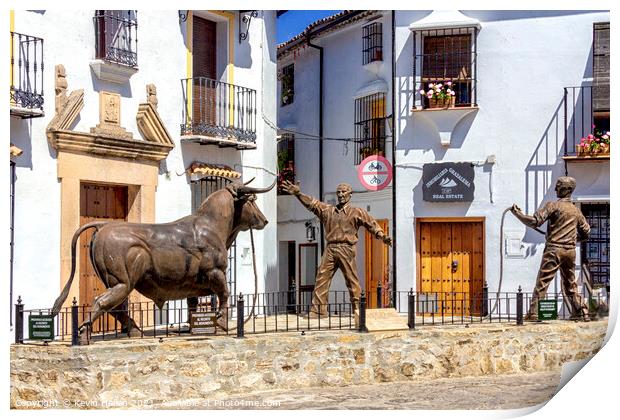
[{"x1": 157, "y1": 371, "x2": 560, "y2": 410}]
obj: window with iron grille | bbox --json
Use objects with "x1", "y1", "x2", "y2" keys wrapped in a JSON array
[
  {"x1": 280, "y1": 64, "x2": 294, "y2": 106},
  {"x1": 277, "y1": 133, "x2": 295, "y2": 194},
  {"x1": 362, "y1": 22, "x2": 383, "y2": 65},
  {"x1": 354, "y1": 93, "x2": 386, "y2": 165},
  {"x1": 413, "y1": 27, "x2": 478, "y2": 109},
  {"x1": 592, "y1": 22, "x2": 610, "y2": 131},
  {"x1": 581, "y1": 204, "x2": 610, "y2": 288},
  {"x1": 94, "y1": 10, "x2": 138, "y2": 67},
  {"x1": 191, "y1": 176, "x2": 237, "y2": 306}
]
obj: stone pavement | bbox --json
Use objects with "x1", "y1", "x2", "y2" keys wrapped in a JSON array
[{"x1": 155, "y1": 371, "x2": 560, "y2": 410}]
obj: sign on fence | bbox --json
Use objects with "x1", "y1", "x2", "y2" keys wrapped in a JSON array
[
  {"x1": 538, "y1": 299, "x2": 558, "y2": 320},
  {"x1": 28, "y1": 314, "x2": 54, "y2": 341},
  {"x1": 190, "y1": 312, "x2": 218, "y2": 335}
]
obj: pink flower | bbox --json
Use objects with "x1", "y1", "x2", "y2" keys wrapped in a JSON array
[
  {"x1": 602, "y1": 134, "x2": 609, "y2": 140},
  {"x1": 446, "y1": 81, "x2": 452, "y2": 86},
  {"x1": 428, "y1": 83, "x2": 434, "y2": 88},
  {"x1": 588, "y1": 134, "x2": 594, "y2": 139},
  {"x1": 427, "y1": 92, "x2": 433, "y2": 98},
  {"x1": 592, "y1": 124, "x2": 596, "y2": 129},
  {"x1": 419, "y1": 89, "x2": 425, "y2": 95},
  {"x1": 450, "y1": 91, "x2": 456, "y2": 96}
]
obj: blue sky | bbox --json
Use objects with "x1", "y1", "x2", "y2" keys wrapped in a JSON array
[{"x1": 277, "y1": 10, "x2": 342, "y2": 44}]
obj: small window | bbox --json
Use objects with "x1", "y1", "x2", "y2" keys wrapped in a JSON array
[
  {"x1": 362, "y1": 22, "x2": 383, "y2": 65},
  {"x1": 280, "y1": 64, "x2": 294, "y2": 106},
  {"x1": 414, "y1": 27, "x2": 478, "y2": 109},
  {"x1": 94, "y1": 10, "x2": 138, "y2": 67},
  {"x1": 592, "y1": 22, "x2": 610, "y2": 130},
  {"x1": 354, "y1": 93, "x2": 386, "y2": 165},
  {"x1": 277, "y1": 133, "x2": 295, "y2": 194}
]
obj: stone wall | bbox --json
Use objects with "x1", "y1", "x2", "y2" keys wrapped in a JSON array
[{"x1": 11, "y1": 321, "x2": 607, "y2": 408}]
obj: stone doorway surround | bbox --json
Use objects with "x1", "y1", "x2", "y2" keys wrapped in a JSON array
[{"x1": 46, "y1": 64, "x2": 174, "y2": 309}]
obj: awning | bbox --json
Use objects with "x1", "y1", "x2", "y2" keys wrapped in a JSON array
[{"x1": 187, "y1": 161, "x2": 241, "y2": 179}]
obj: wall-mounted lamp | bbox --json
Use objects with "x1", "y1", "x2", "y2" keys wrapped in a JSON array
[
  {"x1": 305, "y1": 221, "x2": 316, "y2": 242},
  {"x1": 178, "y1": 10, "x2": 188, "y2": 23},
  {"x1": 386, "y1": 114, "x2": 394, "y2": 135}
]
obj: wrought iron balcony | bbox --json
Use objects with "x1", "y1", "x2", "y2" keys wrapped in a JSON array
[
  {"x1": 563, "y1": 85, "x2": 610, "y2": 160},
  {"x1": 181, "y1": 77, "x2": 257, "y2": 149},
  {"x1": 94, "y1": 11, "x2": 138, "y2": 67},
  {"x1": 10, "y1": 31, "x2": 44, "y2": 118}
]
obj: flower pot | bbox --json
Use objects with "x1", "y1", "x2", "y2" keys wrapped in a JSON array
[
  {"x1": 601, "y1": 143, "x2": 610, "y2": 155},
  {"x1": 428, "y1": 96, "x2": 456, "y2": 109}
]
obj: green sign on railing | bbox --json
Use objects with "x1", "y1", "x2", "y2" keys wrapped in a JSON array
[
  {"x1": 538, "y1": 299, "x2": 558, "y2": 321},
  {"x1": 28, "y1": 314, "x2": 54, "y2": 341}
]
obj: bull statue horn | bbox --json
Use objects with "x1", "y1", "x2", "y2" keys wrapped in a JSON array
[
  {"x1": 236, "y1": 179, "x2": 277, "y2": 195},
  {"x1": 244, "y1": 177, "x2": 256, "y2": 185}
]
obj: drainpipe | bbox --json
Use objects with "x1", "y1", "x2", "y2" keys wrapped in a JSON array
[
  {"x1": 307, "y1": 37, "x2": 324, "y2": 254},
  {"x1": 10, "y1": 160, "x2": 16, "y2": 326},
  {"x1": 391, "y1": 10, "x2": 397, "y2": 296}
]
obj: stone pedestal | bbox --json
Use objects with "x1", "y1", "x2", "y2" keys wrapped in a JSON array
[{"x1": 364, "y1": 308, "x2": 409, "y2": 332}]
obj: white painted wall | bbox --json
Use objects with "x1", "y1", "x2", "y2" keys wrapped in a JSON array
[
  {"x1": 277, "y1": 10, "x2": 610, "y2": 305},
  {"x1": 10, "y1": 10, "x2": 277, "y2": 316}
]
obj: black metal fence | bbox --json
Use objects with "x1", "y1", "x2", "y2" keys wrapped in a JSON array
[
  {"x1": 93, "y1": 10, "x2": 138, "y2": 67},
  {"x1": 14, "y1": 287, "x2": 608, "y2": 345},
  {"x1": 181, "y1": 77, "x2": 257, "y2": 144},
  {"x1": 10, "y1": 31, "x2": 44, "y2": 113}
]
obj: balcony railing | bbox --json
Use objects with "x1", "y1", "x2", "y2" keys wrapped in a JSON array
[
  {"x1": 181, "y1": 77, "x2": 257, "y2": 148},
  {"x1": 10, "y1": 31, "x2": 44, "y2": 117},
  {"x1": 93, "y1": 10, "x2": 138, "y2": 67},
  {"x1": 563, "y1": 85, "x2": 610, "y2": 159}
]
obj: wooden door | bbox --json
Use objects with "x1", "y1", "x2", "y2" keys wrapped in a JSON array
[
  {"x1": 192, "y1": 16, "x2": 217, "y2": 128},
  {"x1": 80, "y1": 183, "x2": 128, "y2": 332},
  {"x1": 365, "y1": 219, "x2": 390, "y2": 308},
  {"x1": 417, "y1": 219, "x2": 484, "y2": 316}
]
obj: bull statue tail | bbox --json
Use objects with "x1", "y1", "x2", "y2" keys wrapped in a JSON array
[{"x1": 51, "y1": 221, "x2": 107, "y2": 317}]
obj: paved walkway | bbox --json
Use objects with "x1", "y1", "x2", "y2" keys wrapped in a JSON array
[{"x1": 154, "y1": 371, "x2": 560, "y2": 410}]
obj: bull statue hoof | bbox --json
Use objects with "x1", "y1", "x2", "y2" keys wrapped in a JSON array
[
  {"x1": 78, "y1": 323, "x2": 91, "y2": 345},
  {"x1": 216, "y1": 313, "x2": 229, "y2": 332}
]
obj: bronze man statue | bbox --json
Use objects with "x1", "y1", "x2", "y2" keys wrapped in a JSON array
[
  {"x1": 510, "y1": 176, "x2": 590, "y2": 321},
  {"x1": 281, "y1": 180, "x2": 393, "y2": 317}
]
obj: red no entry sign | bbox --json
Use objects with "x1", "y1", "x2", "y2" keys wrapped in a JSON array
[{"x1": 357, "y1": 155, "x2": 393, "y2": 191}]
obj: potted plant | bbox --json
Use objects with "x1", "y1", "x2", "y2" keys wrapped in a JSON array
[
  {"x1": 577, "y1": 126, "x2": 610, "y2": 157},
  {"x1": 420, "y1": 81, "x2": 456, "y2": 109}
]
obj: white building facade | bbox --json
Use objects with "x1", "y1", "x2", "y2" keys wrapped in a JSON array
[
  {"x1": 277, "y1": 10, "x2": 610, "y2": 314},
  {"x1": 9, "y1": 10, "x2": 278, "y2": 330}
]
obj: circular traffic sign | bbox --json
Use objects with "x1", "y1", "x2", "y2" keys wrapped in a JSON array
[{"x1": 357, "y1": 155, "x2": 393, "y2": 191}]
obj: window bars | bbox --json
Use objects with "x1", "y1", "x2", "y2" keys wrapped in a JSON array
[
  {"x1": 277, "y1": 133, "x2": 295, "y2": 194},
  {"x1": 413, "y1": 27, "x2": 478, "y2": 109},
  {"x1": 362, "y1": 22, "x2": 383, "y2": 65},
  {"x1": 191, "y1": 176, "x2": 237, "y2": 307},
  {"x1": 9, "y1": 32, "x2": 44, "y2": 112},
  {"x1": 181, "y1": 77, "x2": 257, "y2": 143},
  {"x1": 280, "y1": 64, "x2": 294, "y2": 106},
  {"x1": 354, "y1": 93, "x2": 386, "y2": 165},
  {"x1": 94, "y1": 10, "x2": 138, "y2": 67},
  {"x1": 581, "y1": 204, "x2": 610, "y2": 288}
]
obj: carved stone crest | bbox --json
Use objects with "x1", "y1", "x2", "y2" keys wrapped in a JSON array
[{"x1": 91, "y1": 91, "x2": 132, "y2": 140}]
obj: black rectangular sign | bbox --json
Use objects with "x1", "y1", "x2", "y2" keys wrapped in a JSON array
[
  {"x1": 190, "y1": 312, "x2": 218, "y2": 335},
  {"x1": 28, "y1": 314, "x2": 55, "y2": 341},
  {"x1": 422, "y1": 162, "x2": 475, "y2": 202},
  {"x1": 538, "y1": 299, "x2": 558, "y2": 320}
]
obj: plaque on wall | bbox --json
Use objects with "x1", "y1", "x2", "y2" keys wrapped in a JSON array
[
  {"x1": 422, "y1": 162, "x2": 475, "y2": 202},
  {"x1": 190, "y1": 312, "x2": 218, "y2": 335}
]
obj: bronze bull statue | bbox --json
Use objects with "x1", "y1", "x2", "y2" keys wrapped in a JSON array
[{"x1": 51, "y1": 179, "x2": 275, "y2": 342}]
